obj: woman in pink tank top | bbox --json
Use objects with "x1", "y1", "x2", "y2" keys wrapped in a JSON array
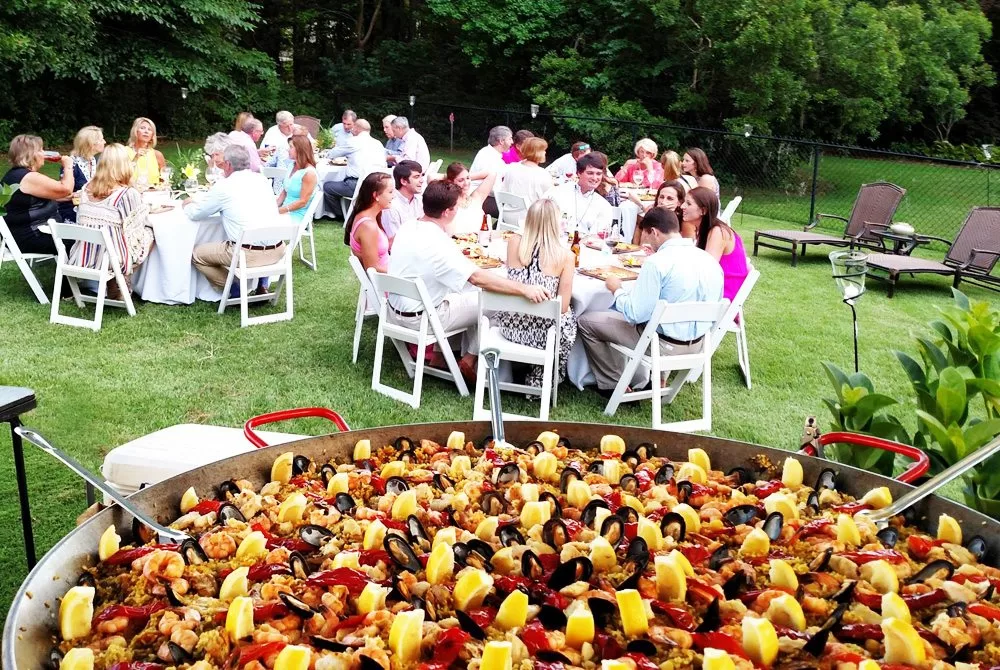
[
  {"x1": 684, "y1": 186, "x2": 749, "y2": 303},
  {"x1": 344, "y1": 172, "x2": 394, "y2": 272}
]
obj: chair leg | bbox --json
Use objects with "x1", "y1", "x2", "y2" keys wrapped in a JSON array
[
  {"x1": 651, "y1": 351, "x2": 662, "y2": 429},
  {"x1": 539, "y1": 352, "x2": 553, "y2": 422},
  {"x1": 702, "y1": 355, "x2": 713, "y2": 431},
  {"x1": 92, "y1": 278, "x2": 107, "y2": 332},
  {"x1": 472, "y1": 354, "x2": 488, "y2": 420},
  {"x1": 752, "y1": 233, "x2": 759, "y2": 257},
  {"x1": 791, "y1": 244, "x2": 798, "y2": 267},
  {"x1": 240, "y1": 276, "x2": 250, "y2": 328},
  {"x1": 352, "y1": 293, "x2": 365, "y2": 364},
  {"x1": 887, "y1": 272, "x2": 897, "y2": 298},
  {"x1": 15, "y1": 255, "x2": 49, "y2": 304},
  {"x1": 738, "y1": 316, "x2": 752, "y2": 389},
  {"x1": 371, "y1": 321, "x2": 387, "y2": 391},
  {"x1": 219, "y1": 272, "x2": 235, "y2": 315},
  {"x1": 49, "y1": 264, "x2": 64, "y2": 323},
  {"x1": 411, "y1": 339, "x2": 427, "y2": 409}
]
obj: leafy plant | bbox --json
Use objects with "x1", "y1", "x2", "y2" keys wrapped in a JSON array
[
  {"x1": 0, "y1": 183, "x2": 16, "y2": 215},
  {"x1": 166, "y1": 145, "x2": 207, "y2": 190},
  {"x1": 316, "y1": 127, "x2": 335, "y2": 151}
]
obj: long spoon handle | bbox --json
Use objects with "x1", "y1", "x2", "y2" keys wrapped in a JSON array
[{"x1": 482, "y1": 348, "x2": 506, "y2": 446}]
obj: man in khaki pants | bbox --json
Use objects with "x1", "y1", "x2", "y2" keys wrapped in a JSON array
[{"x1": 184, "y1": 144, "x2": 284, "y2": 292}]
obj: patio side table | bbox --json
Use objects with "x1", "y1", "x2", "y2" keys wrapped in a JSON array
[
  {"x1": 0, "y1": 386, "x2": 38, "y2": 568},
  {"x1": 872, "y1": 229, "x2": 931, "y2": 256}
]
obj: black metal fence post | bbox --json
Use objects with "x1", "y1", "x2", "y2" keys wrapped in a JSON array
[{"x1": 807, "y1": 146, "x2": 821, "y2": 226}]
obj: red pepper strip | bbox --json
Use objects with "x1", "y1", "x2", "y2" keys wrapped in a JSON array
[
  {"x1": 678, "y1": 544, "x2": 712, "y2": 566},
  {"x1": 691, "y1": 632, "x2": 749, "y2": 659},
  {"x1": 240, "y1": 640, "x2": 287, "y2": 665},
  {"x1": 359, "y1": 549, "x2": 390, "y2": 566},
  {"x1": 307, "y1": 568, "x2": 370, "y2": 594},
  {"x1": 634, "y1": 468, "x2": 654, "y2": 491},
  {"x1": 532, "y1": 663, "x2": 567, "y2": 670},
  {"x1": 791, "y1": 518, "x2": 834, "y2": 542},
  {"x1": 646, "y1": 507, "x2": 667, "y2": 522},
  {"x1": 838, "y1": 549, "x2": 906, "y2": 565},
  {"x1": 836, "y1": 624, "x2": 884, "y2": 640},
  {"x1": 521, "y1": 620, "x2": 550, "y2": 654},
  {"x1": 191, "y1": 499, "x2": 222, "y2": 515},
  {"x1": 102, "y1": 544, "x2": 180, "y2": 566},
  {"x1": 374, "y1": 514, "x2": 407, "y2": 531},
  {"x1": 650, "y1": 600, "x2": 695, "y2": 631},
  {"x1": 753, "y1": 480, "x2": 784, "y2": 498},
  {"x1": 774, "y1": 625, "x2": 810, "y2": 641},
  {"x1": 969, "y1": 602, "x2": 1000, "y2": 622},
  {"x1": 494, "y1": 575, "x2": 530, "y2": 593},
  {"x1": 563, "y1": 518, "x2": 583, "y2": 540},
  {"x1": 903, "y1": 588, "x2": 947, "y2": 610},
  {"x1": 593, "y1": 630, "x2": 623, "y2": 660},
  {"x1": 466, "y1": 607, "x2": 497, "y2": 630},
  {"x1": 370, "y1": 474, "x2": 386, "y2": 495},
  {"x1": 250, "y1": 523, "x2": 314, "y2": 554},
  {"x1": 253, "y1": 601, "x2": 290, "y2": 623},
  {"x1": 687, "y1": 578, "x2": 723, "y2": 606},
  {"x1": 247, "y1": 562, "x2": 292, "y2": 582},
  {"x1": 906, "y1": 534, "x2": 943, "y2": 559},
  {"x1": 92, "y1": 601, "x2": 168, "y2": 625},
  {"x1": 433, "y1": 626, "x2": 471, "y2": 666},
  {"x1": 482, "y1": 449, "x2": 505, "y2": 466},
  {"x1": 853, "y1": 589, "x2": 882, "y2": 610},
  {"x1": 621, "y1": 652, "x2": 658, "y2": 670},
  {"x1": 605, "y1": 490, "x2": 623, "y2": 512},
  {"x1": 832, "y1": 501, "x2": 871, "y2": 514},
  {"x1": 829, "y1": 652, "x2": 865, "y2": 664},
  {"x1": 107, "y1": 663, "x2": 166, "y2": 670},
  {"x1": 539, "y1": 553, "x2": 561, "y2": 571},
  {"x1": 289, "y1": 475, "x2": 324, "y2": 491},
  {"x1": 624, "y1": 521, "x2": 638, "y2": 540},
  {"x1": 333, "y1": 613, "x2": 368, "y2": 632}
]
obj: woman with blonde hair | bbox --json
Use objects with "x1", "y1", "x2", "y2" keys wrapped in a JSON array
[
  {"x1": 59, "y1": 125, "x2": 107, "y2": 221},
  {"x1": 126, "y1": 117, "x2": 166, "y2": 188},
  {"x1": 615, "y1": 137, "x2": 663, "y2": 189},
  {"x1": 495, "y1": 198, "x2": 578, "y2": 388},
  {"x1": 660, "y1": 150, "x2": 697, "y2": 189},
  {"x1": 234, "y1": 111, "x2": 253, "y2": 132},
  {"x1": 1, "y1": 134, "x2": 74, "y2": 254},
  {"x1": 72, "y1": 144, "x2": 154, "y2": 294}
]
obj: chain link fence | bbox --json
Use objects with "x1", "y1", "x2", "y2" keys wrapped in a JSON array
[{"x1": 331, "y1": 93, "x2": 999, "y2": 243}]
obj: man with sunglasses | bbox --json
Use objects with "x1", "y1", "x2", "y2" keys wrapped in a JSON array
[{"x1": 547, "y1": 141, "x2": 591, "y2": 179}]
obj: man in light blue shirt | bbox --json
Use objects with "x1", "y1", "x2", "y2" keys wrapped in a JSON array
[
  {"x1": 578, "y1": 207, "x2": 723, "y2": 395},
  {"x1": 331, "y1": 109, "x2": 356, "y2": 147}
]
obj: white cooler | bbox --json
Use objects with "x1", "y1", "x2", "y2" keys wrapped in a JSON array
[{"x1": 101, "y1": 423, "x2": 306, "y2": 503}]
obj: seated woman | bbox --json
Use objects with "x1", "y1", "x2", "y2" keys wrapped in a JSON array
[
  {"x1": 58, "y1": 126, "x2": 106, "y2": 222},
  {"x1": 502, "y1": 137, "x2": 552, "y2": 208},
  {"x1": 682, "y1": 147, "x2": 720, "y2": 198},
  {"x1": 683, "y1": 186, "x2": 748, "y2": 302},
  {"x1": 631, "y1": 179, "x2": 687, "y2": 245},
  {"x1": 1, "y1": 134, "x2": 74, "y2": 255},
  {"x1": 125, "y1": 117, "x2": 166, "y2": 188},
  {"x1": 615, "y1": 138, "x2": 664, "y2": 189},
  {"x1": 71, "y1": 144, "x2": 154, "y2": 293},
  {"x1": 661, "y1": 149, "x2": 697, "y2": 190},
  {"x1": 502, "y1": 129, "x2": 535, "y2": 164},
  {"x1": 234, "y1": 111, "x2": 253, "y2": 132},
  {"x1": 443, "y1": 162, "x2": 498, "y2": 234},
  {"x1": 495, "y1": 198, "x2": 577, "y2": 388},
  {"x1": 277, "y1": 135, "x2": 318, "y2": 223},
  {"x1": 344, "y1": 171, "x2": 394, "y2": 273},
  {"x1": 204, "y1": 132, "x2": 231, "y2": 170}
]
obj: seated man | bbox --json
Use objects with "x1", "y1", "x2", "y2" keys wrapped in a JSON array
[
  {"x1": 547, "y1": 141, "x2": 591, "y2": 177},
  {"x1": 469, "y1": 125, "x2": 512, "y2": 218},
  {"x1": 383, "y1": 115, "x2": 404, "y2": 161},
  {"x1": 332, "y1": 109, "x2": 356, "y2": 147},
  {"x1": 184, "y1": 144, "x2": 284, "y2": 292},
  {"x1": 386, "y1": 116, "x2": 429, "y2": 170},
  {"x1": 387, "y1": 181, "x2": 551, "y2": 382},
  {"x1": 321, "y1": 119, "x2": 386, "y2": 220},
  {"x1": 227, "y1": 117, "x2": 269, "y2": 173},
  {"x1": 381, "y1": 160, "x2": 424, "y2": 240},
  {"x1": 544, "y1": 153, "x2": 612, "y2": 234},
  {"x1": 578, "y1": 207, "x2": 723, "y2": 397}
]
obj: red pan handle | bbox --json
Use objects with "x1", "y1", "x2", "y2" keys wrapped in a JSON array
[
  {"x1": 244, "y1": 407, "x2": 351, "y2": 448},
  {"x1": 798, "y1": 431, "x2": 929, "y2": 484}
]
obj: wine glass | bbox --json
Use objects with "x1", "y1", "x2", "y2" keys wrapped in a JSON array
[
  {"x1": 632, "y1": 170, "x2": 644, "y2": 188},
  {"x1": 160, "y1": 167, "x2": 173, "y2": 190},
  {"x1": 136, "y1": 171, "x2": 149, "y2": 191},
  {"x1": 206, "y1": 166, "x2": 222, "y2": 186}
]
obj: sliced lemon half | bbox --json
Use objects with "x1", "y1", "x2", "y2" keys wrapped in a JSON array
[
  {"x1": 270, "y1": 452, "x2": 294, "y2": 484},
  {"x1": 742, "y1": 615, "x2": 778, "y2": 667},
  {"x1": 59, "y1": 586, "x2": 95, "y2": 641},
  {"x1": 882, "y1": 616, "x2": 926, "y2": 665}
]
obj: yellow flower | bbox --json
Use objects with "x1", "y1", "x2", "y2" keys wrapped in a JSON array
[{"x1": 181, "y1": 164, "x2": 200, "y2": 180}]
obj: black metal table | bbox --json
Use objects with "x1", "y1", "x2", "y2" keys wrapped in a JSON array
[
  {"x1": 873, "y1": 229, "x2": 931, "y2": 256},
  {"x1": 0, "y1": 386, "x2": 38, "y2": 568}
]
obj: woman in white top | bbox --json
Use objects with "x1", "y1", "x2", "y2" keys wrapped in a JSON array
[
  {"x1": 682, "y1": 147, "x2": 720, "y2": 197},
  {"x1": 443, "y1": 161, "x2": 498, "y2": 234},
  {"x1": 501, "y1": 138, "x2": 553, "y2": 209}
]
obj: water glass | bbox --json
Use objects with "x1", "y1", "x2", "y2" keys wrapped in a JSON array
[{"x1": 829, "y1": 250, "x2": 868, "y2": 302}]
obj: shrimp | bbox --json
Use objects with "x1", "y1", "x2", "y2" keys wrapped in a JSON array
[
  {"x1": 260, "y1": 582, "x2": 293, "y2": 601},
  {"x1": 95, "y1": 616, "x2": 129, "y2": 635},
  {"x1": 199, "y1": 532, "x2": 237, "y2": 560},
  {"x1": 265, "y1": 546, "x2": 291, "y2": 565},
  {"x1": 158, "y1": 611, "x2": 196, "y2": 636},
  {"x1": 931, "y1": 612, "x2": 981, "y2": 651},
  {"x1": 355, "y1": 648, "x2": 390, "y2": 670},
  {"x1": 252, "y1": 623, "x2": 289, "y2": 645},
  {"x1": 647, "y1": 625, "x2": 693, "y2": 648},
  {"x1": 142, "y1": 550, "x2": 184, "y2": 582}
]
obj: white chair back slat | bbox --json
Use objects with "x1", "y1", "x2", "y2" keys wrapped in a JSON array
[
  {"x1": 720, "y1": 196, "x2": 743, "y2": 224},
  {"x1": 426, "y1": 159, "x2": 443, "y2": 180},
  {"x1": 343, "y1": 168, "x2": 393, "y2": 223},
  {"x1": 495, "y1": 192, "x2": 528, "y2": 232},
  {"x1": 217, "y1": 223, "x2": 300, "y2": 327},
  {"x1": 0, "y1": 215, "x2": 54, "y2": 304},
  {"x1": 348, "y1": 255, "x2": 383, "y2": 364}
]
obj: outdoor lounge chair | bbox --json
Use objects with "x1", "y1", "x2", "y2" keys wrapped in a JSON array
[
  {"x1": 865, "y1": 207, "x2": 1000, "y2": 297},
  {"x1": 293, "y1": 115, "x2": 321, "y2": 138},
  {"x1": 753, "y1": 182, "x2": 905, "y2": 266}
]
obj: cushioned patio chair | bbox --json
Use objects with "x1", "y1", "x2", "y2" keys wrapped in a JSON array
[
  {"x1": 293, "y1": 116, "x2": 321, "y2": 138},
  {"x1": 754, "y1": 182, "x2": 905, "y2": 266},
  {"x1": 866, "y1": 207, "x2": 1000, "y2": 297}
]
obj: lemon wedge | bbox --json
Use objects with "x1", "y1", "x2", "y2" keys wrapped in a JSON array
[
  {"x1": 538, "y1": 431, "x2": 561, "y2": 451},
  {"x1": 59, "y1": 648, "x2": 94, "y2": 670},
  {"x1": 98, "y1": 525, "x2": 121, "y2": 562},
  {"x1": 589, "y1": 536, "x2": 618, "y2": 572},
  {"x1": 937, "y1": 513, "x2": 962, "y2": 544},
  {"x1": 566, "y1": 608, "x2": 596, "y2": 648},
  {"x1": 742, "y1": 616, "x2": 778, "y2": 667},
  {"x1": 59, "y1": 586, "x2": 95, "y2": 641},
  {"x1": 603, "y1": 459, "x2": 623, "y2": 485},
  {"x1": 672, "y1": 503, "x2": 701, "y2": 534},
  {"x1": 273, "y1": 644, "x2": 311, "y2": 670},
  {"x1": 236, "y1": 531, "x2": 269, "y2": 560},
  {"x1": 481, "y1": 640, "x2": 513, "y2": 670},
  {"x1": 388, "y1": 609, "x2": 425, "y2": 663},
  {"x1": 615, "y1": 589, "x2": 649, "y2": 636},
  {"x1": 520, "y1": 501, "x2": 551, "y2": 530},
  {"x1": 219, "y1": 566, "x2": 249, "y2": 601},
  {"x1": 532, "y1": 451, "x2": 558, "y2": 481},
  {"x1": 621, "y1": 494, "x2": 645, "y2": 515},
  {"x1": 363, "y1": 519, "x2": 387, "y2": 550},
  {"x1": 353, "y1": 439, "x2": 371, "y2": 460},
  {"x1": 520, "y1": 483, "x2": 540, "y2": 502},
  {"x1": 860, "y1": 559, "x2": 898, "y2": 594},
  {"x1": 391, "y1": 489, "x2": 418, "y2": 521},
  {"x1": 447, "y1": 431, "x2": 466, "y2": 450},
  {"x1": 676, "y1": 461, "x2": 708, "y2": 484},
  {"x1": 270, "y1": 452, "x2": 294, "y2": 484},
  {"x1": 861, "y1": 486, "x2": 893, "y2": 509},
  {"x1": 475, "y1": 516, "x2": 500, "y2": 541},
  {"x1": 357, "y1": 582, "x2": 391, "y2": 614},
  {"x1": 567, "y1": 479, "x2": 593, "y2": 509},
  {"x1": 180, "y1": 486, "x2": 200, "y2": 513},
  {"x1": 496, "y1": 589, "x2": 529, "y2": 630},
  {"x1": 332, "y1": 552, "x2": 360, "y2": 569},
  {"x1": 673, "y1": 550, "x2": 694, "y2": 577},
  {"x1": 278, "y1": 492, "x2": 308, "y2": 523},
  {"x1": 432, "y1": 525, "x2": 457, "y2": 548},
  {"x1": 740, "y1": 528, "x2": 771, "y2": 556},
  {"x1": 654, "y1": 551, "x2": 687, "y2": 601},
  {"x1": 836, "y1": 513, "x2": 861, "y2": 546},
  {"x1": 327, "y1": 472, "x2": 350, "y2": 495},
  {"x1": 881, "y1": 591, "x2": 911, "y2": 623},
  {"x1": 781, "y1": 457, "x2": 803, "y2": 488},
  {"x1": 702, "y1": 648, "x2": 736, "y2": 670},
  {"x1": 857, "y1": 661, "x2": 880, "y2": 670},
  {"x1": 601, "y1": 662, "x2": 631, "y2": 670},
  {"x1": 226, "y1": 595, "x2": 255, "y2": 642},
  {"x1": 636, "y1": 516, "x2": 663, "y2": 551},
  {"x1": 450, "y1": 454, "x2": 472, "y2": 478},
  {"x1": 765, "y1": 593, "x2": 806, "y2": 631},
  {"x1": 688, "y1": 448, "x2": 712, "y2": 472},
  {"x1": 600, "y1": 434, "x2": 625, "y2": 455},
  {"x1": 769, "y1": 559, "x2": 798, "y2": 591},
  {"x1": 882, "y1": 617, "x2": 926, "y2": 665},
  {"x1": 454, "y1": 568, "x2": 494, "y2": 611},
  {"x1": 381, "y1": 460, "x2": 406, "y2": 478},
  {"x1": 763, "y1": 493, "x2": 799, "y2": 521},
  {"x1": 426, "y1": 540, "x2": 455, "y2": 585}
]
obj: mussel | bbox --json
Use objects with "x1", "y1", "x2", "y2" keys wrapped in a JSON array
[
  {"x1": 292, "y1": 455, "x2": 311, "y2": 476},
  {"x1": 616, "y1": 506, "x2": 639, "y2": 524},
  {"x1": 522, "y1": 549, "x2": 544, "y2": 580},
  {"x1": 289, "y1": 551, "x2": 310, "y2": 579},
  {"x1": 809, "y1": 547, "x2": 833, "y2": 572},
  {"x1": 280, "y1": 592, "x2": 318, "y2": 617},
  {"x1": 557, "y1": 435, "x2": 571, "y2": 449},
  {"x1": 538, "y1": 604, "x2": 568, "y2": 630},
  {"x1": 166, "y1": 641, "x2": 194, "y2": 664},
  {"x1": 479, "y1": 491, "x2": 508, "y2": 516},
  {"x1": 635, "y1": 442, "x2": 656, "y2": 459},
  {"x1": 654, "y1": 463, "x2": 675, "y2": 485},
  {"x1": 762, "y1": 511, "x2": 783, "y2": 541},
  {"x1": 406, "y1": 515, "x2": 432, "y2": 552},
  {"x1": 676, "y1": 480, "x2": 693, "y2": 503},
  {"x1": 219, "y1": 480, "x2": 242, "y2": 498},
  {"x1": 708, "y1": 545, "x2": 732, "y2": 571},
  {"x1": 724, "y1": 504, "x2": 759, "y2": 527},
  {"x1": 218, "y1": 503, "x2": 246, "y2": 524},
  {"x1": 410, "y1": 594, "x2": 438, "y2": 621},
  {"x1": 806, "y1": 491, "x2": 820, "y2": 513},
  {"x1": 479, "y1": 435, "x2": 495, "y2": 450},
  {"x1": 333, "y1": 493, "x2": 356, "y2": 514},
  {"x1": 385, "y1": 476, "x2": 409, "y2": 495},
  {"x1": 358, "y1": 654, "x2": 389, "y2": 670},
  {"x1": 76, "y1": 573, "x2": 96, "y2": 588},
  {"x1": 543, "y1": 518, "x2": 571, "y2": 550},
  {"x1": 523, "y1": 440, "x2": 544, "y2": 456},
  {"x1": 581, "y1": 499, "x2": 610, "y2": 528},
  {"x1": 464, "y1": 539, "x2": 495, "y2": 571},
  {"x1": 589, "y1": 596, "x2": 617, "y2": 627},
  {"x1": 355, "y1": 459, "x2": 376, "y2": 472},
  {"x1": 180, "y1": 538, "x2": 208, "y2": 565},
  {"x1": 908, "y1": 559, "x2": 955, "y2": 584},
  {"x1": 660, "y1": 512, "x2": 686, "y2": 542},
  {"x1": 494, "y1": 462, "x2": 521, "y2": 485},
  {"x1": 626, "y1": 640, "x2": 657, "y2": 657},
  {"x1": 832, "y1": 580, "x2": 856, "y2": 604},
  {"x1": 319, "y1": 464, "x2": 337, "y2": 485},
  {"x1": 132, "y1": 518, "x2": 156, "y2": 545},
  {"x1": 695, "y1": 598, "x2": 721, "y2": 632},
  {"x1": 948, "y1": 601, "x2": 968, "y2": 618},
  {"x1": 312, "y1": 636, "x2": 351, "y2": 652},
  {"x1": 587, "y1": 460, "x2": 605, "y2": 475},
  {"x1": 384, "y1": 534, "x2": 422, "y2": 572},
  {"x1": 539, "y1": 491, "x2": 562, "y2": 518},
  {"x1": 548, "y1": 556, "x2": 593, "y2": 590},
  {"x1": 536, "y1": 651, "x2": 574, "y2": 664},
  {"x1": 723, "y1": 572, "x2": 753, "y2": 600},
  {"x1": 621, "y1": 450, "x2": 641, "y2": 470},
  {"x1": 167, "y1": 584, "x2": 186, "y2": 607},
  {"x1": 618, "y1": 474, "x2": 639, "y2": 494},
  {"x1": 299, "y1": 524, "x2": 334, "y2": 547},
  {"x1": 600, "y1": 515, "x2": 626, "y2": 547},
  {"x1": 803, "y1": 602, "x2": 848, "y2": 656},
  {"x1": 616, "y1": 553, "x2": 648, "y2": 591},
  {"x1": 498, "y1": 524, "x2": 525, "y2": 548},
  {"x1": 432, "y1": 473, "x2": 454, "y2": 492},
  {"x1": 456, "y1": 609, "x2": 486, "y2": 640},
  {"x1": 394, "y1": 436, "x2": 415, "y2": 451},
  {"x1": 726, "y1": 466, "x2": 754, "y2": 486},
  {"x1": 815, "y1": 467, "x2": 837, "y2": 491},
  {"x1": 559, "y1": 467, "x2": 583, "y2": 492},
  {"x1": 626, "y1": 536, "x2": 649, "y2": 559},
  {"x1": 967, "y1": 535, "x2": 988, "y2": 562},
  {"x1": 399, "y1": 448, "x2": 417, "y2": 464},
  {"x1": 46, "y1": 647, "x2": 63, "y2": 670},
  {"x1": 876, "y1": 526, "x2": 899, "y2": 548}
]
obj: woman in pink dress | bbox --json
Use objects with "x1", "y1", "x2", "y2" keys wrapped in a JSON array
[
  {"x1": 344, "y1": 172, "x2": 394, "y2": 272},
  {"x1": 615, "y1": 138, "x2": 664, "y2": 189},
  {"x1": 682, "y1": 186, "x2": 748, "y2": 302}
]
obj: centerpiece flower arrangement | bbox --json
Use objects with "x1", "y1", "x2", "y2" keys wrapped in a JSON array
[
  {"x1": 166, "y1": 145, "x2": 206, "y2": 192},
  {"x1": 181, "y1": 163, "x2": 201, "y2": 190}
]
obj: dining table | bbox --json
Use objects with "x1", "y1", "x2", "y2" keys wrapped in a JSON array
[{"x1": 314, "y1": 160, "x2": 348, "y2": 219}]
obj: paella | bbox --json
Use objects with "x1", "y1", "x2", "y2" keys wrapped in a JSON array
[{"x1": 52, "y1": 432, "x2": 1000, "y2": 670}]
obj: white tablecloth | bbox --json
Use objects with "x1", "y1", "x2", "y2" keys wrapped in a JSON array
[
  {"x1": 131, "y1": 199, "x2": 227, "y2": 305},
  {"x1": 315, "y1": 163, "x2": 348, "y2": 219}
]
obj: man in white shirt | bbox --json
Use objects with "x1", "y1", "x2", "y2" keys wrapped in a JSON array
[
  {"x1": 544, "y1": 153, "x2": 612, "y2": 234},
  {"x1": 469, "y1": 125, "x2": 512, "y2": 218},
  {"x1": 381, "y1": 160, "x2": 424, "y2": 240},
  {"x1": 185, "y1": 145, "x2": 284, "y2": 290},
  {"x1": 260, "y1": 111, "x2": 295, "y2": 153},
  {"x1": 387, "y1": 181, "x2": 551, "y2": 382},
  {"x1": 547, "y1": 141, "x2": 591, "y2": 178},
  {"x1": 331, "y1": 110, "x2": 356, "y2": 147},
  {"x1": 321, "y1": 119, "x2": 387, "y2": 220},
  {"x1": 386, "y1": 116, "x2": 430, "y2": 171},
  {"x1": 578, "y1": 207, "x2": 724, "y2": 396}
]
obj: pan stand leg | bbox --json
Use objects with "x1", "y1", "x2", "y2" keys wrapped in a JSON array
[{"x1": 10, "y1": 417, "x2": 36, "y2": 568}]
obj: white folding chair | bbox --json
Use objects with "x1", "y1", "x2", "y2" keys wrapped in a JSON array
[
  {"x1": 291, "y1": 192, "x2": 321, "y2": 271},
  {"x1": 368, "y1": 270, "x2": 471, "y2": 408},
  {"x1": 263, "y1": 166, "x2": 291, "y2": 195},
  {"x1": 690, "y1": 266, "x2": 759, "y2": 389},
  {"x1": 603, "y1": 299, "x2": 730, "y2": 433},
  {"x1": 47, "y1": 222, "x2": 136, "y2": 331},
  {"x1": 0, "y1": 215, "x2": 54, "y2": 304},
  {"x1": 342, "y1": 168, "x2": 393, "y2": 224},
  {"x1": 720, "y1": 196, "x2": 743, "y2": 224},
  {"x1": 426, "y1": 159, "x2": 443, "y2": 181},
  {"x1": 218, "y1": 224, "x2": 299, "y2": 328},
  {"x1": 348, "y1": 255, "x2": 382, "y2": 364},
  {"x1": 473, "y1": 293, "x2": 561, "y2": 421},
  {"x1": 495, "y1": 192, "x2": 528, "y2": 232}
]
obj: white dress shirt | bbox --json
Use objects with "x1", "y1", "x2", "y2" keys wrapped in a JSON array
[
  {"x1": 329, "y1": 132, "x2": 387, "y2": 179},
  {"x1": 399, "y1": 129, "x2": 430, "y2": 171},
  {"x1": 502, "y1": 162, "x2": 553, "y2": 206},
  {"x1": 381, "y1": 190, "x2": 423, "y2": 239},
  {"x1": 387, "y1": 219, "x2": 476, "y2": 314},
  {"x1": 469, "y1": 145, "x2": 506, "y2": 189},
  {"x1": 544, "y1": 182, "x2": 613, "y2": 235},
  {"x1": 547, "y1": 153, "x2": 578, "y2": 177},
  {"x1": 613, "y1": 237, "x2": 724, "y2": 341},
  {"x1": 260, "y1": 125, "x2": 291, "y2": 152},
  {"x1": 185, "y1": 170, "x2": 280, "y2": 244}
]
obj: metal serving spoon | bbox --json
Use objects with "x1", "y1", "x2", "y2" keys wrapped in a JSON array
[
  {"x1": 482, "y1": 348, "x2": 509, "y2": 447},
  {"x1": 14, "y1": 426, "x2": 190, "y2": 543}
]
